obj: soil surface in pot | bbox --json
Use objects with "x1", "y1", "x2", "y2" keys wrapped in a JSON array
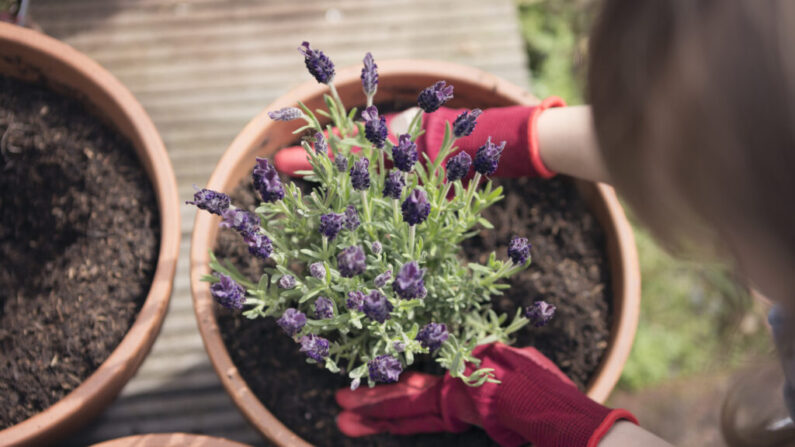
[
  {"x1": 0, "y1": 75, "x2": 159, "y2": 429},
  {"x1": 215, "y1": 173, "x2": 611, "y2": 446}
]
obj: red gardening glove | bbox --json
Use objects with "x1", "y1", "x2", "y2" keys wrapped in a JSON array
[
  {"x1": 336, "y1": 343, "x2": 637, "y2": 447},
  {"x1": 273, "y1": 97, "x2": 565, "y2": 179}
]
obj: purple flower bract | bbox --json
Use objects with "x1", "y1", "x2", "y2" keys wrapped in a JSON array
[
  {"x1": 374, "y1": 270, "x2": 392, "y2": 288},
  {"x1": 309, "y1": 262, "x2": 326, "y2": 280},
  {"x1": 244, "y1": 232, "x2": 273, "y2": 259},
  {"x1": 401, "y1": 189, "x2": 431, "y2": 226},
  {"x1": 186, "y1": 188, "x2": 230, "y2": 215},
  {"x1": 362, "y1": 106, "x2": 388, "y2": 149},
  {"x1": 368, "y1": 355, "x2": 402, "y2": 383},
  {"x1": 472, "y1": 137, "x2": 506, "y2": 176},
  {"x1": 452, "y1": 109, "x2": 482, "y2": 138},
  {"x1": 268, "y1": 107, "x2": 302, "y2": 121},
  {"x1": 346, "y1": 291, "x2": 365, "y2": 310},
  {"x1": 220, "y1": 208, "x2": 259, "y2": 235},
  {"x1": 344, "y1": 205, "x2": 360, "y2": 231},
  {"x1": 252, "y1": 157, "x2": 285, "y2": 203},
  {"x1": 525, "y1": 300, "x2": 556, "y2": 327},
  {"x1": 392, "y1": 134, "x2": 418, "y2": 172},
  {"x1": 337, "y1": 245, "x2": 366, "y2": 278},
  {"x1": 315, "y1": 296, "x2": 334, "y2": 319},
  {"x1": 278, "y1": 274, "x2": 296, "y2": 289},
  {"x1": 416, "y1": 322, "x2": 449, "y2": 351},
  {"x1": 361, "y1": 52, "x2": 378, "y2": 97},
  {"x1": 299, "y1": 334, "x2": 330, "y2": 361},
  {"x1": 350, "y1": 158, "x2": 371, "y2": 191},
  {"x1": 298, "y1": 41, "x2": 335, "y2": 84},
  {"x1": 277, "y1": 308, "x2": 307, "y2": 336},
  {"x1": 210, "y1": 274, "x2": 245, "y2": 310},
  {"x1": 319, "y1": 212, "x2": 345, "y2": 240},
  {"x1": 392, "y1": 261, "x2": 426, "y2": 300},
  {"x1": 363, "y1": 290, "x2": 393, "y2": 323},
  {"x1": 508, "y1": 236, "x2": 531, "y2": 265},
  {"x1": 446, "y1": 152, "x2": 472, "y2": 182},
  {"x1": 383, "y1": 170, "x2": 405, "y2": 199},
  {"x1": 417, "y1": 81, "x2": 454, "y2": 113}
]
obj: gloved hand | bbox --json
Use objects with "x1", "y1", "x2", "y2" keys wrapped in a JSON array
[
  {"x1": 336, "y1": 343, "x2": 637, "y2": 447},
  {"x1": 273, "y1": 97, "x2": 566, "y2": 179}
]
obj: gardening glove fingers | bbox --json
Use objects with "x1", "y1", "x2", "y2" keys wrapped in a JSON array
[
  {"x1": 337, "y1": 410, "x2": 454, "y2": 437},
  {"x1": 335, "y1": 371, "x2": 442, "y2": 419}
]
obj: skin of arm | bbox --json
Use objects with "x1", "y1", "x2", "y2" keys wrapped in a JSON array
[
  {"x1": 599, "y1": 421, "x2": 674, "y2": 447},
  {"x1": 536, "y1": 105, "x2": 610, "y2": 184}
]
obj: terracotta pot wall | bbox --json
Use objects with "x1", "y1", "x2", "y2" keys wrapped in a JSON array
[
  {"x1": 0, "y1": 23, "x2": 179, "y2": 446},
  {"x1": 192, "y1": 60, "x2": 640, "y2": 446}
]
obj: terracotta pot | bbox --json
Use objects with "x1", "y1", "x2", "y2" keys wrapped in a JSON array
[
  {"x1": 90, "y1": 433, "x2": 251, "y2": 447},
  {"x1": 191, "y1": 60, "x2": 640, "y2": 446},
  {"x1": 0, "y1": 24, "x2": 180, "y2": 446}
]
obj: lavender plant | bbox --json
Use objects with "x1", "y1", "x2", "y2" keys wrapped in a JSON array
[{"x1": 191, "y1": 43, "x2": 554, "y2": 389}]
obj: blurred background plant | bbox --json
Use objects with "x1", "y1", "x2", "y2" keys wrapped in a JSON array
[{"x1": 515, "y1": 0, "x2": 771, "y2": 392}]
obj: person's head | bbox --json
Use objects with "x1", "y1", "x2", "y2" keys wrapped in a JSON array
[{"x1": 588, "y1": 0, "x2": 795, "y2": 305}]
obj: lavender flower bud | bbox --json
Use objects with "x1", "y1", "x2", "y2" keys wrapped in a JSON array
[
  {"x1": 346, "y1": 291, "x2": 365, "y2": 310},
  {"x1": 525, "y1": 300, "x2": 556, "y2": 327},
  {"x1": 374, "y1": 270, "x2": 392, "y2": 288},
  {"x1": 383, "y1": 170, "x2": 405, "y2": 199},
  {"x1": 299, "y1": 334, "x2": 330, "y2": 361},
  {"x1": 186, "y1": 188, "x2": 230, "y2": 215},
  {"x1": 314, "y1": 131, "x2": 328, "y2": 155},
  {"x1": 335, "y1": 156, "x2": 348, "y2": 172},
  {"x1": 368, "y1": 355, "x2": 402, "y2": 383},
  {"x1": 361, "y1": 52, "x2": 378, "y2": 98},
  {"x1": 268, "y1": 107, "x2": 302, "y2": 121},
  {"x1": 446, "y1": 152, "x2": 472, "y2": 182},
  {"x1": 344, "y1": 205, "x2": 360, "y2": 231},
  {"x1": 244, "y1": 232, "x2": 272, "y2": 259},
  {"x1": 401, "y1": 189, "x2": 431, "y2": 226},
  {"x1": 393, "y1": 342, "x2": 406, "y2": 353},
  {"x1": 314, "y1": 296, "x2": 334, "y2": 319},
  {"x1": 392, "y1": 261, "x2": 427, "y2": 300},
  {"x1": 210, "y1": 274, "x2": 245, "y2": 310},
  {"x1": 508, "y1": 236, "x2": 531, "y2": 265},
  {"x1": 350, "y1": 378, "x2": 361, "y2": 391},
  {"x1": 370, "y1": 241, "x2": 382, "y2": 255},
  {"x1": 220, "y1": 208, "x2": 259, "y2": 235},
  {"x1": 278, "y1": 274, "x2": 296, "y2": 289},
  {"x1": 417, "y1": 81, "x2": 454, "y2": 113},
  {"x1": 392, "y1": 134, "x2": 418, "y2": 172},
  {"x1": 309, "y1": 262, "x2": 326, "y2": 280},
  {"x1": 252, "y1": 157, "x2": 285, "y2": 203},
  {"x1": 472, "y1": 137, "x2": 506, "y2": 176},
  {"x1": 362, "y1": 290, "x2": 393, "y2": 323},
  {"x1": 337, "y1": 245, "x2": 366, "y2": 278},
  {"x1": 416, "y1": 322, "x2": 448, "y2": 351},
  {"x1": 362, "y1": 106, "x2": 388, "y2": 149},
  {"x1": 298, "y1": 41, "x2": 335, "y2": 84},
  {"x1": 319, "y1": 212, "x2": 345, "y2": 241},
  {"x1": 350, "y1": 158, "x2": 371, "y2": 191},
  {"x1": 452, "y1": 108, "x2": 482, "y2": 138},
  {"x1": 277, "y1": 308, "x2": 307, "y2": 336}
]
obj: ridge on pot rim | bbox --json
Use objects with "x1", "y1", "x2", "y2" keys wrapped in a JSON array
[
  {"x1": 191, "y1": 59, "x2": 640, "y2": 446},
  {"x1": 0, "y1": 23, "x2": 180, "y2": 446}
]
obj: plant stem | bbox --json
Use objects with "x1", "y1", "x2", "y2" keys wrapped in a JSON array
[
  {"x1": 464, "y1": 173, "x2": 482, "y2": 212},
  {"x1": 329, "y1": 84, "x2": 348, "y2": 133},
  {"x1": 392, "y1": 198, "x2": 401, "y2": 226},
  {"x1": 408, "y1": 225, "x2": 416, "y2": 256}
]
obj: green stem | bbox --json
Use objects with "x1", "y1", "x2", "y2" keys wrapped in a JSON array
[
  {"x1": 408, "y1": 225, "x2": 416, "y2": 256},
  {"x1": 329, "y1": 84, "x2": 348, "y2": 133},
  {"x1": 464, "y1": 173, "x2": 482, "y2": 212},
  {"x1": 392, "y1": 199, "x2": 401, "y2": 226}
]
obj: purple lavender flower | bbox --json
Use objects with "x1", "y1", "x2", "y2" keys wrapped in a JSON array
[
  {"x1": 508, "y1": 236, "x2": 531, "y2": 265},
  {"x1": 346, "y1": 291, "x2": 365, "y2": 310},
  {"x1": 417, "y1": 81, "x2": 454, "y2": 113},
  {"x1": 309, "y1": 262, "x2": 326, "y2": 280},
  {"x1": 362, "y1": 106, "x2": 388, "y2": 149},
  {"x1": 350, "y1": 158, "x2": 371, "y2": 191},
  {"x1": 361, "y1": 52, "x2": 378, "y2": 98},
  {"x1": 368, "y1": 355, "x2": 402, "y2": 383},
  {"x1": 268, "y1": 107, "x2": 302, "y2": 121},
  {"x1": 186, "y1": 188, "x2": 230, "y2": 215},
  {"x1": 298, "y1": 41, "x2": 335, "y2": 84},
  {"x1": 335, "y1": 156, "x2": 348, "y2": 172},
  {"x1": 277, "y1": 308, "x2": 307, "y2": 336},
  {"x1": 319, "y1": 212, "x2": 345, "y2": 241},
  {"x1": 525, "y1": 300, "x2": 556, "y2": 327},
  {"x1": 392, "y1": 261, "x2": 426, "y2": 300},
  {"x1": 362, "y1": 290, "x2": 393, "y2": 323},
  {"x1": 278, "y1": 274, "x2": 296, "y2": 289},
  {"x1": 299, "y1": 334, "x2": 330, "y2": 362},
  {"x1": 252, "y1": 157, "x2": 285, "y2": 203},
  {"x1": 416, "y1": 322, "x2": 449, "y2": 351},
  {"x1": 383, "y1": 170, "x2": 405, "y2": 199},
  {"x1": 392, "y1": 134, "x2": 418, "y2": 172},
  {"x1": 446, "y1": 152, "x2": 472, "y2": 182},
  {"x1": 337, "y1": 245, "x2": 366, "y2": 278},
  {"x1": 401, "y1": 189, "x2": 431, "y2": 226},
  {"x1": 374, "y1": 270, "x2": 392, "y2": 288},
  {"x1": 473, "y1": 137, "x2": 506, "y2": 176},
  {"x1": 220, "y1": 208, "x2": 259, "y2": 235},
  {"x1": 371, "y1": 241, "x2": 382, "y2": 255},
  {"x1": 210, "y1": 274, "x2": 245, "y2": 310},
  {"x1": 393, "y1": 342, "x2": 406, "y2": 353},
  {"x1": 452, "y1": 109, "x2": 482, "y2": 138},
  {"x1": 314, "y1": 131, "x2": 328, "y2": 155},
  {"x1": 244, "y1": 232, "x2": 272, "y2": 259},
  {"x1": 344, "y1": 205, "x2": 360, "y2": 231},
  {"x1": 315, "y1": 296, "x2": 334, "y2": 319}
]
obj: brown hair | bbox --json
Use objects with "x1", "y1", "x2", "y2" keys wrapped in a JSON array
[{"x1": 588, "y1": 0, "x2": 795, "y2": 304}]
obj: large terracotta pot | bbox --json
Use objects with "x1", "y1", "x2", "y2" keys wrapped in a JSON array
[
  {"x1": 191, "y1": 60, "x2": 640, "y2": 446},
  {"x1": 90, "y1": 433, "x2": 251, "y2": 447},
  {"x1": 0, "y1": 24, "x2": 180, "y2": 446}
]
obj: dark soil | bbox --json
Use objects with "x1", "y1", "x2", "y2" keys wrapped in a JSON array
[
  {"x1": 216, "y1": 173, "x2": 611, "y2": 446},
  {"x1": 0, "y1": 75, "x2": 159, "y2": 429}
]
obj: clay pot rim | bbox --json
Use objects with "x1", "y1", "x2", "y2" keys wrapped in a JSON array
[
  {"x1": 191, "y1": 59, "x2": 639, "y2": 447},
  {"x1": 89, "y1": 433, "x2": 251, "y2": 447},
  {"x1": 0, "y1": 23, "x2": 180, "y2": 445}
]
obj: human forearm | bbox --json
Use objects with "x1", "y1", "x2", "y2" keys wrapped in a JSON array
[
  {"x1": 598, "y1": 421, "x2": 673, "y2": 447},
  {"x1": 537, "y1": 105, "x2": 610, "y2": 183}
]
